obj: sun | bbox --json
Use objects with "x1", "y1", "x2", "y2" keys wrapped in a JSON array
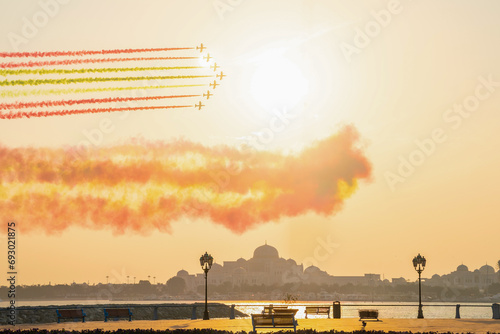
[{"x1": 250, "y1": 55, "x2": 309, "y2": 110}]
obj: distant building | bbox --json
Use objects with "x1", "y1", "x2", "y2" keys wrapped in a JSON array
[
  {"x1": 391, "y1": 277, "x2": 407, "y2": 285},
  {"x1": 170, "y1": 243, "x2": 381, "y2": 291},
  {"x1": 331, "y1": 273, "x2": 381, "y2": 286},
  {"x1": 426, "y1": 264, "x2": 499, "y2": 288}
]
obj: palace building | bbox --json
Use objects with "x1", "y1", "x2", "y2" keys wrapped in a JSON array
[
  {"x1": 426, "y1": 264, "x2": 499, "y2": 289},
  {"x1": 172, "y1": 243, "x2": 381, "y2": 291}
]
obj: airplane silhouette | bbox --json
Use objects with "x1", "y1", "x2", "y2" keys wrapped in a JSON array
[
  {"x1": 203, "y1": 91, "x2": 213, "y2": 99},
  {"x1": 204, "y1": 53, "x2": 212, "y2": 62},
  {"x1": 194, "y1": 101, "x2": 205, "y2": 110},
  {"x1": 210, "y1": 80, "x2": 219, "y2": 89},
  {"x1": 196, "y1": 43, "x2": 206, "y2": 53},
  {"x1": 217, "y1": 72, "x2": 226, "y2": 80},
  {"x1": 210, "y1": 63, "x2": 220, "y2": 72}
]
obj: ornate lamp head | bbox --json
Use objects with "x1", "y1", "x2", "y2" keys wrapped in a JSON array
[
  {"x1": 200, "y1": 252, "x2": 214, "y2": 271},
  {"x1": 413, "y1": 253, "x2": 426, "y2": 271}
]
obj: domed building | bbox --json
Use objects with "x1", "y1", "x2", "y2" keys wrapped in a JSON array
[
  {"x1": 303, "y1": 265, "x2": 332, "y2": 285},
  {"x1": 171, "y1": 244, "x2": 383, "y2": 293},
  {"x1": 253, "y1": 244, "x2": 280, "y2": 260},
  {"x1": 218, "y1": 243, "x2": 304, "y2": 286},
  {"x1": 173, "y1": 243, "x2": 304, "y2": 289},
  {"x1": 479, "y1": 264, "x2": 495, "y2": 275},
  {"x1": 426, "y1": 263, "x2": 499, "y2": 288},
  {"x1": 177, "y1": 269, "x2": 189, "y2": 276}
]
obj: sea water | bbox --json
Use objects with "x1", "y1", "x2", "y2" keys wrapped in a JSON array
[{"x1": 1, "y1": 300, "x2": 495, "y2": 319}]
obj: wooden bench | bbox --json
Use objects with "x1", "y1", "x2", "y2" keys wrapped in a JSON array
[
  {"x1": 305, "y1": 306, "x2": 330, "y2": 318},
  {"x1": 358, "y1": 309, "x2": 379, "y2": 321},
  {"x1": 56, "y1": 309, "x2": 86, "y2": 323},
  {"x1": 274, "y1": 308, "x2": 298, "y2": 316},
  {"x1": 262, "y1": 305, "x2": 290, "y2": 314},
  {"x1": 104, "y1": 308, "x2": 132, "y2": 322},
  {"x1": 252, "y1": 314, "x2": 297, "y2": 333}
]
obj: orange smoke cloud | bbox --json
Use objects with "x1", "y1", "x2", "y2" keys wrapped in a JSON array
[{"x1": 0, "y1": 125, "x2": 371, "y2": 234}]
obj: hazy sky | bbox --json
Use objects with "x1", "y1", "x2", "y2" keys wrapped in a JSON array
[{"x1": 1, "y1": 0, "x2": 499, "y2": 286}]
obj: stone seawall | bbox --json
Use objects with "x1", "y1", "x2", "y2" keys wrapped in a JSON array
[{"x1": 1, "y1": 303, "x2": 247, "y2": 325}]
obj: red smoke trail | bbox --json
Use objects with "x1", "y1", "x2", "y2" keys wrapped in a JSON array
[
  {"x1": 0, "y1": 95, "x2": 199, "y2": 110},
  {"x1": 0, "y1": 57, "x2": 199, "y2": 69},
  {"x1": 0, "y1": 84, "x2": 205, "y2": 98},
  {"x1": 0, "y1": 104, "x2": 191, "y2": 119},
  {"x1": 0, "y1": 125, "x2": 371, "y2": 234},
  {"x1": 0, "y1": 47, "x2": 193, "y2": 58}
]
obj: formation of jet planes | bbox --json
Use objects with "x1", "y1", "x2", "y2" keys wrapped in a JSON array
[{"x1": 192, "y1": 44, "x2": 226, "y2": 110}]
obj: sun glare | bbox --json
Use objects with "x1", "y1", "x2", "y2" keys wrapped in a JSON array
[{"x1": 250, "y1": 56, "x2": 309, "y2": 110}]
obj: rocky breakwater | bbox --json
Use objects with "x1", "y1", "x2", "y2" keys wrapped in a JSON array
[{"x1": 1, "y1": 303, "x2": 247, "y2": 325}]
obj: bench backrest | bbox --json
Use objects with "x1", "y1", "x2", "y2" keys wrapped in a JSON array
[
  {"x1": 105, "y1": 308, "x2": 131, "y2": 317},
  {"x1": 271, "y1": 314, "x2": 295, "y2": 325},
  {"x1": 57, "y1": 309, "x2": 85, "y2": 318},
  {"x1": 306, "y1": 306, "x2": 330, "y2": 313},
  {"x1": 263, "y1": 306, "x2": 289, "y2": 314},
  {"x1": 273, "y1": 308, "x2": 298, "y2": 315},
  {"x1": 252, "y1": 314, "x2": 295, "y2": 326},
  {"x1": 359, "y1": 309, "x2": 378, "y2": 318},
  {"x1": 252, "y1": 314, "x2": 274, "y2": 325}
]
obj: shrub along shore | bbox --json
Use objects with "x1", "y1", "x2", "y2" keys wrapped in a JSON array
[{"x1": 0, "y1": 329, "x2": 499, "y2": 334}]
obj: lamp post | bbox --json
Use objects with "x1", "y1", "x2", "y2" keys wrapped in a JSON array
[
  {"x1": 200, "y1": 252, "x2": 214, "y2": 320},
  {"x1": 412, "y1": 253, "x2": 426, "y2": 319}
]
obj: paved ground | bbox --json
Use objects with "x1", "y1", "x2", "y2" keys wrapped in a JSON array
[{"x1": 3, "y1": 318, "x2": 500, "y2": 333}]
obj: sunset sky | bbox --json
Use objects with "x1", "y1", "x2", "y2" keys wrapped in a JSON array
[{"x1": 1, "y1": 0, "x2": 499, "y2": 287}]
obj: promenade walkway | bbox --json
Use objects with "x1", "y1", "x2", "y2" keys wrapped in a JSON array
[{"x1": 3, "y1": 318, "x2": 500, "y2": 333}]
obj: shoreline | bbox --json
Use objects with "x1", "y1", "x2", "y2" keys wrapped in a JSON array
[
  {"x1": 4, "y1": 299, "x2": 497, "y2": 308},
  {"x1": 2, "y1": 301, "x2": 498, "y2": 325},
  {"x1": 0, "y1": 302, "x2": 246, "y2": 325},
  {"x1": 2, "y1": 318, "x2": 500, "y2": 334},
  {"x1": 7, "y1": 298, "x2": 500, "y2": 304}
]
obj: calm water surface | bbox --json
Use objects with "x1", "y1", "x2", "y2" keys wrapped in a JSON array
[{"x1": 2, "y1": 300, "x2": 495, "y2": 319}]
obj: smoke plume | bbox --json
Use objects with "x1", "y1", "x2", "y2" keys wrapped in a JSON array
[{"x1": 0, "y1": 125, "x2": 371, "y2": 234}]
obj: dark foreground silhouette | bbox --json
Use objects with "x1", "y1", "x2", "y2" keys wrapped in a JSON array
[{"x1": 0, "y1": 329, "x2": 497, "y2": 334}]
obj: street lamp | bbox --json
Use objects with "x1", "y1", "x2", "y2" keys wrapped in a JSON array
[
  {"x1": 200, "y1": 252, "x2": 214, "y2": 320},
  {"x1": 412, "y1": 253, "x2": 426, "y2": 319}
]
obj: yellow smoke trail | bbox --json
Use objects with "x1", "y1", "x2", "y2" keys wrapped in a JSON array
[
  {"x1": 1, "y1": 75, "x2": 213, "y2": 86},
  {"x1": 0, "y1": 66, "x2": 203, "y2": 76},
  {"x1": 0, "y1": 126, "x2": 372, "y2": 234}
]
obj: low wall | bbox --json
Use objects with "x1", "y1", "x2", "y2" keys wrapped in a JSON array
[{"x1": 1, "y1": 303, "x2": 247, "y2": 325}]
